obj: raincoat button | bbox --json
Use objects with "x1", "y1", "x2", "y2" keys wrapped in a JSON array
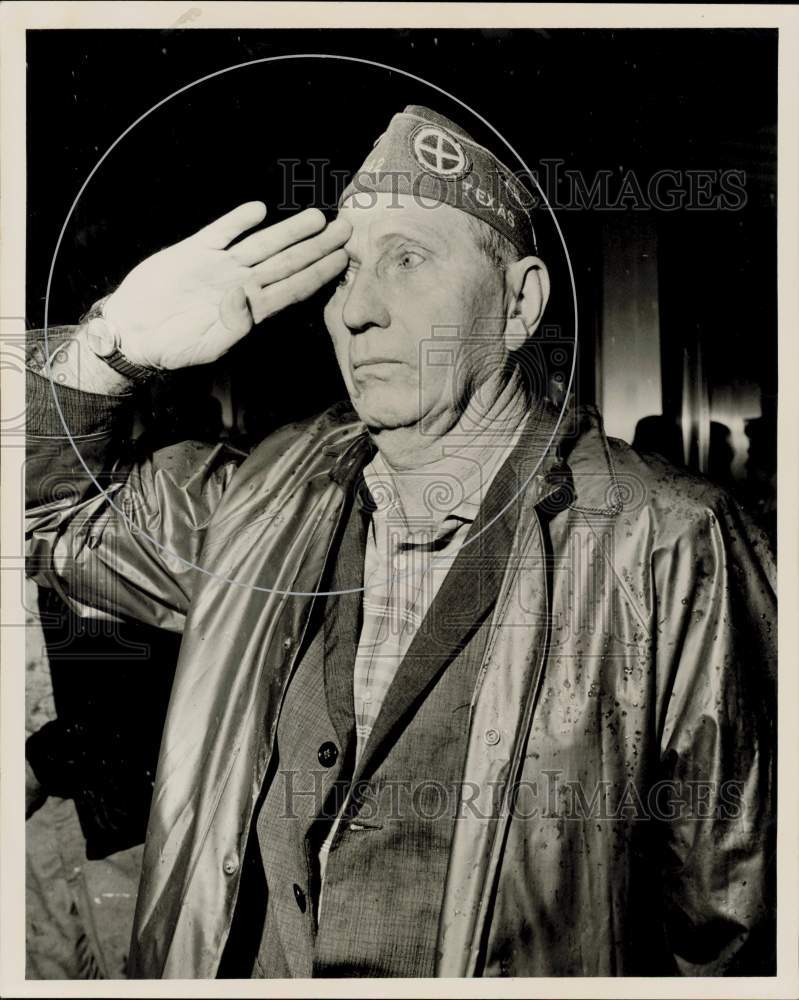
[
  {"x1": 283, "y1": 637, "x2": 294, "y2": 650},
  {"x1": 318, "y1": 741, "x2": 338, "y2": 768},
  {"x1": 223, "y1": 856, "x2": 239, "y2": 875},
  {"x1": 484, "y1": 728, "x2": 501, "y2": 746},
  {"x1": 293, "y1": 883, "x2": 307, "y2": 913}
]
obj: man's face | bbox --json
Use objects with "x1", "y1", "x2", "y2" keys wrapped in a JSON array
[{"x1": 324, "y1": 193, "x2": 507, "y2": 434}]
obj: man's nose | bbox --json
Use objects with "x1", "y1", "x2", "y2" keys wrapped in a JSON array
[{"x1": 340, "y1": 269, "x2": 391, "y2": 334}]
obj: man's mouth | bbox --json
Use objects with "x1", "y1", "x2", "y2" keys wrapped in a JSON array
[{"x1": 352, "y1": 357, "x2": 403, "y2": 369}]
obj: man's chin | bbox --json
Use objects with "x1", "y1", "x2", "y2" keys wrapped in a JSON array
[{"x1": 347, "y1": 392, "x2": 421, "y2": 432}]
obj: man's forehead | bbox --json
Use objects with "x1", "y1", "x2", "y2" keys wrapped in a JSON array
[{"x1": 337, "y1": 193, "x2": 468, "y2": 247}]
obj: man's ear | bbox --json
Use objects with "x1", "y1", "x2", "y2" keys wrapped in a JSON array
[{"x1": 503, "y1": 256, "x2": 551, "y2": 351}]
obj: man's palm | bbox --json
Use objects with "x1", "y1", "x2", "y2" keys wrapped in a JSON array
[{"x1": 102, "y1": 202, "x2": 350, "y2": 370}]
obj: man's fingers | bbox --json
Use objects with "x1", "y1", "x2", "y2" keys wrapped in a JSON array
[
  {"x1": 228, "y1": 208, "x2": 327, "y2": 266},
  {"x1": 194, "y1": 201, "x2": 268, "y2": 250},
  {"x1": 252, "y1": 248, "x2": 349, "y2": 320},
  {"x1": 252, "y1": 218, "x2": 352, "y2": 287}
]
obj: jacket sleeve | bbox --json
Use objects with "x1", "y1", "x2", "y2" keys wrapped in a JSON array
[
  {"x1": 26, "y1": 333, "x2": 245, "y2": 633},
  {"x1": 654, "y1": 491, "x2": 776, "y2": 975}
]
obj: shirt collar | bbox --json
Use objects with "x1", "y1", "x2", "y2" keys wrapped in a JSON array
[
  {"x1": 361, "y1": 409, "x2": 531, "y2": 536},
  {"x1": 329, "y1": 399, "x2": 624, "y2": 520}
]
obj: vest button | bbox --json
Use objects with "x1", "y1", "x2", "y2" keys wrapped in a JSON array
[
  {"x1": 484, "y1": 728, "x2": 501, "y2": 746},
  {"x1": 292, "y1": 883, "x2": 307, "y2": 913},
  {"x1": 222, "y1": 855, "x2": 239, "y2": 875},
  {"x1": 317, "y1": 741, "x2": 338, "y2": 768}
]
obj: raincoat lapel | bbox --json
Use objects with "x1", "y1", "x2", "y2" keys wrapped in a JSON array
[{"x1": 322, "y1": 501, "x2": 368, "y2": 750}]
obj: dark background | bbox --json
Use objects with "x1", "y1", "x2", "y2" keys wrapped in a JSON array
[
  {"x1": 26, "y1": 28, "x2": 777, "y2": 854},
  {"x1": 28, "y1": 28, "x2": 777, "y2": 452}
]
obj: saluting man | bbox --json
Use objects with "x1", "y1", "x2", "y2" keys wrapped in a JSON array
[{"x1": 26, "y1": 106, "x2": 776, "y2": 978}]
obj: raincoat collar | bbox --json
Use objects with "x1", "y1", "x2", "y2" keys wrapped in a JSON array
[{"x1": 325, "y1": 399, "x2": 623, "y2": 518}]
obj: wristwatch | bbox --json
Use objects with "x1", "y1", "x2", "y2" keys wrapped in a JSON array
[{"x1": 83, "y1": 298, "x2": 159, "y2": 385}]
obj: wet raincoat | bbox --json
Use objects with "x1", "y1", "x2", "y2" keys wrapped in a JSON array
[{"x1": 26, "y1": 363, "x2": 776, "y2": 978}]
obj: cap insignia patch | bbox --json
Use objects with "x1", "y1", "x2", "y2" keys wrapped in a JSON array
[{"x1": 411, "y1": 125, "x2": 470, "y2": 178}]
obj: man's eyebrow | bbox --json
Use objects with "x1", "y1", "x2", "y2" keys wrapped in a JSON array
[
  {"x1": 343, "y1": 225, "x2": 450, "y2": 263},
  {"x1": 373, "y1": 229, "x2": 446, "y2": 251}
]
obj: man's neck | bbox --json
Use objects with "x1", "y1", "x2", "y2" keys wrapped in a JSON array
[
  {"x1": 371, "y1": 372, "x2": 530, "y2": 469},
  {"x1": 367, "y1": 374, "x2": 532, "y2": 521}
]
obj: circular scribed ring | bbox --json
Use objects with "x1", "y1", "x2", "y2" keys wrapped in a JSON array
[{"x1": 43, "y1": 53, "x2": 579, "y2": 597}]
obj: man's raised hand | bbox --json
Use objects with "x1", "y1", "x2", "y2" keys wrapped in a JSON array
[{"x1": 101, "y1": 203, "x2": 351, "y2": 370}]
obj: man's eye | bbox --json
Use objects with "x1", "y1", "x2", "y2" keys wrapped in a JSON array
[
  {"x1": 397, "y1": 250, "x2": 425, "y2": 271},
  {"x1": 337, "y1": 265, "x2": 356, "y2": 288}
]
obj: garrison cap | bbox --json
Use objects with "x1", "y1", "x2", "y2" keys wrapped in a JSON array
[{"x1": 339, "y1": 105, "x2": 538, "y2": 257}]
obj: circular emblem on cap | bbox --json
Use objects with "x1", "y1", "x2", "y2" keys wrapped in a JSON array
[{"x1": 411, "y1": 125, "x2": 469, "y2": 178}]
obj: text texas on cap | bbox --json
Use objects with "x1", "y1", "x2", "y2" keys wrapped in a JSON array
[{"x1": 339, "y1": 105, "x2": 539, "y2": 257}]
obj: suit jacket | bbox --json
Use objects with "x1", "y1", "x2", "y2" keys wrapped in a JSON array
[{"x1": 26, "y1": 352, "x2": 777, "y2": 977}]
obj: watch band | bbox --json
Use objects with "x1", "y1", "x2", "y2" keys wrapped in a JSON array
[
  {"x1": 94, "y1": 344, "x2": 158, "y2": 385},
  {"x1": 82, "y1": 297, "x2": 160, "y2": 385}
]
